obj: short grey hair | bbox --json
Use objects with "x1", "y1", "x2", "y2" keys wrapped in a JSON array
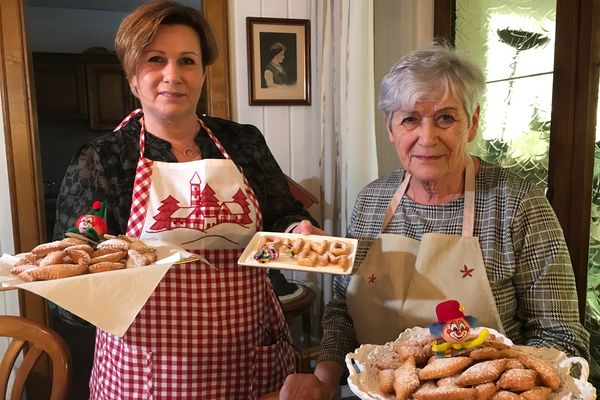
[{"x1": 379, "y1": 43, "x2": 485, "y2": 124}]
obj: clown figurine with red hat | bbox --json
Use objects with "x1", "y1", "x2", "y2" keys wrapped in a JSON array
[
  {"x1": 429, "y1": 299, "x2": 490, "y2": 357},
  {"x1": 66, "y1": 200, "x2": 108, "y2": 243}
]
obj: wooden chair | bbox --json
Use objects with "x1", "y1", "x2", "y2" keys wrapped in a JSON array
[{"x1": 0, "y1": 315, "x2": 70, "y2": 400}]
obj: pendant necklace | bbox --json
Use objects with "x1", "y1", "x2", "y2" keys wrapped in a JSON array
[{"x1": 171, "y1": 144, "x2": 200, "y2": 160}]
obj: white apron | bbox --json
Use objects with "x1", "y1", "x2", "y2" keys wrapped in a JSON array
[
  {"x1": 346, "y1": 157, "x2": 503, "y2": 345},
  {"x1": 89, "y1": 110, "x2": 295, "y2": 399}
]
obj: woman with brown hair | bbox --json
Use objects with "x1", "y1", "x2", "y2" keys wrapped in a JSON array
[{"x1": 51, "y1": 1, "x2": 321, "y2": 398}]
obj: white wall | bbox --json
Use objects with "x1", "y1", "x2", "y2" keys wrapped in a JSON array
[{"x1": 229, "y1": 0, "x2": 322, "y2": 221}]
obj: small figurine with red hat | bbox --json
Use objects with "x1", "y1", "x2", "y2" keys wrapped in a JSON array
[
  {"x1": 429, "y1": 299, "x2": 489, "y2": 357},
  {"x1": 66, "y1": 200, "x2": 108, "y2": 243}
]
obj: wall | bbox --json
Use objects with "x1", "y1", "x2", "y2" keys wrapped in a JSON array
[{"x1": 229, "y1": 0, "x2": 321, "y2": 221}]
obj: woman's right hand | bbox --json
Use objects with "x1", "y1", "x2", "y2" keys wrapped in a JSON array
[
  {"x1": 278, "y1": 373, "x2": 331, "y2": 400},
  {"x1": 292, "y1": 220, "x2": 328, "y2": 236}
]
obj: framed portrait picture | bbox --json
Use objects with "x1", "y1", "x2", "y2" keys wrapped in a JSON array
[{"x1": 246, "y1": 17, "x2": 311, "y2": 105}]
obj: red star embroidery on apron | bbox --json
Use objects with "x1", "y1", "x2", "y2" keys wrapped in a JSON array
[
  {"x1": 460, "y1": 264, "x2": 474, "y2": 278},
  {"x1": 368, "y1": 274, "x2": 377, "y2": 283}
]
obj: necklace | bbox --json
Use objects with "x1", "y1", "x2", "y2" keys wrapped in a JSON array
[{"x1": 170, "y1": 143, "x2": 201, "y2": 160}]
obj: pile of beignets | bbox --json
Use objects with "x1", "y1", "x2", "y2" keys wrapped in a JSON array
[
  {"x1": 10, "y1": 235, "x2": 157, "y2": 281},
  {"x1": 374, "y1": 333, "x2": 561, "y2": 400}
]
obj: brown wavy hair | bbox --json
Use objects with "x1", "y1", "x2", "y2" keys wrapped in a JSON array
[{"x1": 115, "y1": 0, "x2": 218, "y2": 79}]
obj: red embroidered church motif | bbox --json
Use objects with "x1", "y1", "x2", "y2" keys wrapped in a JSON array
[{"x1": 148, "y1": 172, "x2": 252, "y2": 232}]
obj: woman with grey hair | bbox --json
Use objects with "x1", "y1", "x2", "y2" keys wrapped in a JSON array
[{"x1": 279, "y1": 43, "x2": 588, "y2": 399}]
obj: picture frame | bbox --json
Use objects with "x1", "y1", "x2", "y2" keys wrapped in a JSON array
[{"x1": 246, "y1": 17, "x2": 311, "y2": 105}]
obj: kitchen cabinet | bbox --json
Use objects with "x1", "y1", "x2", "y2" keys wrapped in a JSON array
[
  {"x1": 33, "y1": 56, "x2": 88, "y2": 119},
  {"x1": 33, "y1": 52, "x2": 136, "y2": 129}
]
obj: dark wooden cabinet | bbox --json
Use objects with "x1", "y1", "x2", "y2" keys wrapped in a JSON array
[
  {"x1": 33, "y1": 58, "x2": 88, "y2": 119},
  {"x1": 86, "y1": 63, "x2": 135, "y2": 129},
  {"x1": 33, "y1": 52, "x2": 136, "y2": 129}
]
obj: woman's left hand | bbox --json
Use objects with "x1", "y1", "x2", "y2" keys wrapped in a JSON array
[{"x1": 292, "y1": 220, "x2": 328, "y2": 236}]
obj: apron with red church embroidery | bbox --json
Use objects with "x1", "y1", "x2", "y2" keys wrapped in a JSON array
[
  {"x1": 346, "y1": 157, "x2": 504, "y2": 345},
  {"x1": 89, "y1": 110, "x2": 295, "y2": 399}
]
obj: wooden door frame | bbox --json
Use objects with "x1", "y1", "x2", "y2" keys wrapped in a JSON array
[
  {"x1": 434, "y1": 0, "x2": 600, "y2": 319},
  {"x1": 0, "y1": 0, "x2": 230, "y2": 393}
]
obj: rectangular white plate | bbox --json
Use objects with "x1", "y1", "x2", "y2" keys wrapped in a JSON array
[{"x1": 238, "y1": 232, "x2": 358, "y2": 275}]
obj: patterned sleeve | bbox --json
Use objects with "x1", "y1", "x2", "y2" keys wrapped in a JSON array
[
  {"x1": 511, "y1": 188, "x2": 590, "y2": 358},
  {"x1": 51, "y1": 144, "x2": 110, "y2": 328},
  {"x1": 317, "y1": 193, "x2": 366, "y2": 365},
  {"x1": 244, "y1": 124, "x2": 319, "y2": 232}
]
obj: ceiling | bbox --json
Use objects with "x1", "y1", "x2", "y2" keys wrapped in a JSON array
[{"x1": 27, "y1": 0, "x2": 200, "y2": 12}]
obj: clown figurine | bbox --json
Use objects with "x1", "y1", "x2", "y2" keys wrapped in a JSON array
[
  {"x1": 429, "y1": 299, "x2": 489, "y2": 357},
  {"x1": 66, "y1": 200, "x2": 108, "y2": 243}
]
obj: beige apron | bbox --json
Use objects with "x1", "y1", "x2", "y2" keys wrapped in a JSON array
[{"x1": 346, "y1": 157, "x2": 503, "y2": 345}]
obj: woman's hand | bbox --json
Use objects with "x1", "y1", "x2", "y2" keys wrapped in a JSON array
[
  {"x1": 291, "y1": 220, "x2": 328, "y2": 236},
  {"x1": 278, "y1": 373, "x2": 330, "y2": 400}
]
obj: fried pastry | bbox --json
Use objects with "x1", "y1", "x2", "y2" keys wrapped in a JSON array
[
  {"x1": 330, "y1": 240, "x2": 351, "y2": 256},
  {"x1": 517, "y1": 354, "x2": 560, "y2": 391},
  {"x1": 520, "y1": 386, "x2": 552, "y2": 400},
  {"x1": 91, "y1": 250, "x2": 127, "y2": 264},
  {"x1": 395, "y1": 344, "x2": 432, "y2": 367},
  {"x1": 89, "y1": 261, "x2": 126, "y2": 273},
  {"x1": 484, "y1": 337, "x2": 511, "y2": 350},
  {"x1": 377, "y1": 369, "x2": 395, "y2": 394},
  {"x1": 60, "y1": 237, "x2": 87, "y2": 247},
  {"x1": 496, "y1": 367, "x2": 537, "y2": 392},
  {"x1": 309, "y1": 239, "x2": 328, "y2": 255},
  {"x1": 505, "y1": 358, "x2": 525, "y2": 370},
  {"x1": 96, "y1": 238, "x2": 130, "y2": 251},
  {"x1": 468, "y1": 346, "x2": 501, "y2": 360},
  {"x1": 31, "y1": 240, "x2": 64, "y2": 257},
  {"x1": 11, "y1": 263, "x2": 39, "y2": 275},
  {"x1": 418, "y1": 356, "x2": 473, "y2": 381},
  {"x1": 474, "y1": 382, "x2": 498, "y2": 400},
  {"x1": 143, "y1": 251, "x2": 158, "y2": 264},
  {"x1": 30, "y1": 264, "x2": 88, "y2": 280},
  {"x1": 412, "y1": 385, "x2": 477, "y2": 400},
  {"x1": 393, "y1": 356, "x2": 420, "y2": 400},
  {"x1": 14, "y1": 252, "x2": 38, "y2": 266},
  {"x1": 375, "y1": 350, "x2": 403, "y2": 370},
  {"x1": 436, "y1": 375, "x2": 460, "y2": 388},
  {"x1": 456, "y1": 358, "x2": 507, "y2": 386},
  {"x1": 66, "y1": 248, "x2": 92, "y2": 265},
  {"x1": 64, "y1": 243, "x2": 94, "y2": 255},
  {"x1": 499, "y1": 348, "x2": 526, "y2": 359},
  {"x1": 490, "y1": 390, "x2": 523, "y2": 399},
  {"x1": 126, "y1": 249, "x2": 147, "y2": 268},
  {"x1": 38, "y1": 250, "x2": 66, "y2": 267},
  {"x1": 297, "y1": 251, "x2": 317, "y2": 267}
]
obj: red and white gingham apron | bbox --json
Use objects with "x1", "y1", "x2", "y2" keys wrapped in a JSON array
[{"x1": 89, "y1": 110, "x2": 295, "y2": 399}]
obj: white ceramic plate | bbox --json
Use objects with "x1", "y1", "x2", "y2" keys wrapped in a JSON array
[
  {"x1": 237, "y1": 232, "x2": 357, "y2": 275},
  {"x1": 345, "y1": 327, "x2": 596, "y2": 400}
]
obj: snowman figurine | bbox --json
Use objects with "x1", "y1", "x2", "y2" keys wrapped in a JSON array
[
  {"x1": 429, "y1": 299, "x2": 490, "y2": 357},
  {"x1": 66, "y1": 200, "x2": 108, "y2": 243}
]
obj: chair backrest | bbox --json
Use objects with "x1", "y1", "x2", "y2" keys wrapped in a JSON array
[{"x1": 0, "y1": 315, "x2": 70, "y2": 400}]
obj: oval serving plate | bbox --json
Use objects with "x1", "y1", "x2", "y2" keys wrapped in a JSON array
[{"x1": 345, "y1": 327, "x2": 596, "y2": 400}]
